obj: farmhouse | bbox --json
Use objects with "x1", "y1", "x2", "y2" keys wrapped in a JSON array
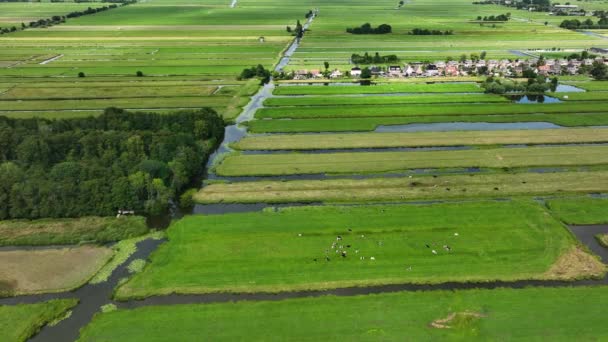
[
  {"x1": 388, "y1": 65, "x2": 402, "y2": 76},
  {"x1": 351, "y1": 67, "x2": 362, "y2": 77}
]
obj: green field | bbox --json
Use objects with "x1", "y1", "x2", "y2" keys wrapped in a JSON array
[
  {"x1": 234, "y1": 127, "x2": 608, "y2": 150},
  {"x1": 264, "y1": 93, "x2": 508, "y2": 106},
  {"x1": 0, "y1": 299, "x2": 78, "y2": 342},
  {"x1": 196, "y1": 171, "x2": 608, "y2": 204},
  {"x1": 273, "y1": 83, "x2": 482, "y2": 95},
  {"x1": 80, "y1": 287, "x2": 608, "y2": 341},
  {"x1": 216, "y1": 145, "x2": 608, "y2": 176},
  {"x1": 116, "y1": 200, "x2": 598, "y2": 299},
  {"x1": 0, "y1": 216, "x2": 147, "y2": 246},
  {"x1": 546, "y1": 197, "x2": 608, "y2": 225},
  {"x1": 247, "y1": 113, "x2": 608, "y2": 133}
]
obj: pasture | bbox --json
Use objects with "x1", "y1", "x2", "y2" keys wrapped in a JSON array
[
  {"x1": 0, "y1": 299, "x2": 78, "y2": 342},
  {"x1": 233, "y1": 127, "x2": 608, "y2": 150},
  {"x1": 215, "y1": 145, "x2": 608, "y2": 176},
  {"x1": 196, "y1": 171, "x2": 608, "y2": 204},
  {"x1": 116, "y1": 200, "x2": 594, "y2": 298},
  {"x1": 80, "y1": 287, "x2": 608, "y2": 341},
  {"x1": 546, "y1": 197, "x2": 608, "y2": 225},
  {"x1": 0, "y1": 246, "x2": 112, "y2": 296}
]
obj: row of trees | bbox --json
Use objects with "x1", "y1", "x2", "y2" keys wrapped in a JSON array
[
  {"x1": 409, "y1": 28, "x2": 454, "y2": 35},
  {"x1": 482, "y1": 75, "x2": 558, "y2": 94},
  {"x1": 346, "y1": 23, "x2": 392, "y2": 34},
  {"x1": 475, "y1": 14, "x2": 511, "y2": 21},
  {"x1": 239, "y1": 64, "x2": 271, "y2": 84},
  {"x1": 559, "y1": 18, "x2": 608, "y2": 30},
  {"x1": 0, "y1": 107, "x2": 225, "y2": 220},
  {"x1": 351, "y1": 52, "x2": 399, "y2": 64}
]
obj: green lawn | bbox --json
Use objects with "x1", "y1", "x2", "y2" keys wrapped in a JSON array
[
  {"x1": 0, "y1": 299, "x2": 78, "y2": 342},
  {"x1": 233, "y1": 127, "x2": 608, "y2": 150},
  {"x1": 116, "y1": 200, "x2": 590, "y2": 299},
  {"x1": 546, "y1": 197, "x2": 608, "y2": 225},
  {"x1": 216, "y1": 145, "x2": 608, "y2": 176},
  {"x1": 81, "y1": 287, "x2": 608, "y2": 341},
  {"x1": 196, "y1": 171, "x2": 608, "y2": 204},
  {"x1": 0, "y1": 216, "x2": 148, "y2": 246}
]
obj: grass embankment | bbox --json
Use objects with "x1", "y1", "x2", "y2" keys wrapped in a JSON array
[
  {"x1": 598, "y1": 235, "x2": 608, "y2": 247},
  {"x1": 0, "y1": 216, "x2": 148, "y2": 246},
  {"x1": 0, "y1": 299, "x2": 78, "y2": 342},
  {"x1": 546, "y1": 197, "x2": 608, "y2": 225},
  {"x1": 216, "y1": 145, "x2": 608, "y2": 176},
  {"x1": 255, "y1": 102, "x2": 608, "y2": 119},
  {"x1": 264, "y1": 94, "x2": 506, "y2": 107},
  {"x1": 246, "y1": 113, "x2": 608, "y2": 133},
  {"x1": 116, "y1": 201, "x2": 595, "y2": 299},
  {"x1": 81, "y1": 287, "x2": 608, "y2": 341},
  {"x1": 196, "y1": 171, "x2": 608, "y2": 204},
  {"x1": 273, "y1": 83, "x2": 482, "y2": 95},
  {"x1": 233, "y1": 127, "x2": 608, "y2": 150},
  {"x1": 90, "y1": 231, "x2": 165, "y2": 284},
  {"x1": 0, "y1": 246, "x2": 113, "y2": 296},
  {"x1": 566, "y1": 81, "x2": 608, "y2": 91}
]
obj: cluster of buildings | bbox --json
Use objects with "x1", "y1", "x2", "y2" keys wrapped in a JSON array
[{"x1": 290, "y1": 55, "x2": 608, "y2": 80}]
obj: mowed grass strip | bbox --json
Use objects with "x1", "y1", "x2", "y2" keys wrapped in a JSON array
[
  {"x1": 0, "y1": 299, "x2": 78, "y2": 342},
  {"x1": 116, "y1": 201, "x2": 582, "y2": 298},
  {"x1": 546, "y1": 197, "x2": 608, "y2": 225},
  {"x1": 256, "y1": 102, "x2": 608, "y2": 119},
  {"x1": 234, "y1": 127, "x2": 608, "y2": 150},
  {"x1": 0, "y1": 246, "x2": 113, "y2": 296},
  {"x1": 216, "y1": 145, "x2": 608, "y2": 176},
  {"x1": 79, "y1": 287, "x2": 608, "y2": 341},
  {"x1": 264, "y1": 94, "x2": 508, "y2": 107},
  {"x1": 247, "y1": 113, "x2": 608, "y2": 133},
  {"x1": 196, "y1": 171, "x2": 608, "y2": 204},
  {"x1": 273, "y1": 83, "x2": 482, "y2": 95}
]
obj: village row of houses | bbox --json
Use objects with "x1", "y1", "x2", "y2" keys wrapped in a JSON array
[{"x1": 291, "y1": 56, "x2": 608, "y2": 80}]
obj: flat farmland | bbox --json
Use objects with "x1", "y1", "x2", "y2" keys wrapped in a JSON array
[
  {"x1": 0, "y1": 0, "x2": 302, "y2": 119},
  {"x1": 234, "y1": 127, "x2": 608, "y2": 150},
  {"x1": 273, "y1": 83, "x2": 482, "y2": 95},
  {"x1": 0, "y1": 246, "x2": 113, "y2": 296},
  {"x1": 196, "y1": 171, "x2": 608, "y2": 204},
  {"x1": 79, "y1": 287, "x2": 608, "y2": 341},
  {"x1": 247, "y1": 113, "x2": 608, "y2": 133},
  {"x1": 116, "y1": 201, "x2": 593, "y2": 298},
  {"x1": 215, "y1": 145, "x2": 608, "y2": 176}
]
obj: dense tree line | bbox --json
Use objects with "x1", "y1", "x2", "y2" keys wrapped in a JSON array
[
  {"x1": 475, "y1": 14, "x2": 510, "y2": 21},
  {"x1": 239, "y1": 64, "x2": 271, "y2": 84},
  {"x1": 482, "y1": 75, "x2": 558, "y2": 94},
  {"x1": 559, "y1": 18, "x2": 608, "y2": 30},
  {"x1": 409, "y1": 28, "x2": 453, "y2": 35},
  {"x1": 347, "y1": 23, "x2": 392, "y2": 34},
  {"x1": 351, "y1": 52, "x2": 399, "y2": 64},
  {"x1": 0, "y1": 107, "x2": 224, "y2": 220}
]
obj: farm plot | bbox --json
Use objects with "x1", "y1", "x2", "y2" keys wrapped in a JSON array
[
  {"x1": 116, "y1": 200, "x2": 591, "y2": 298},
  {"x1": 196, "y1": 171, "x2": 608, "y2": 204},
  {"x1": 215, "y1": 145, "x2": 608, "y2": 176},
  {"x1": 0, "y1": 299, "x2": 78, "y2": 342},
  {"x1": 273, "y1": 83, "x2": 482, "y2": 95},
  {"x1": 546, "y1": 197, "x2": 608, "y2": 225},
  {"x1": 0, "y1": 246, "x2": 112, "y2": 296},
  {"x1": 234, "y1": 127, "x2": 608, "y2": 150},
  {"x1": 80, "y1": 287, "x2": 608, "y2": 341},
  {"x1": 247, "y1": 113, "x2": 608, "y2": 133},
  {"x1": 264, "y1": 93, "x2": 508, "y2": 107}
]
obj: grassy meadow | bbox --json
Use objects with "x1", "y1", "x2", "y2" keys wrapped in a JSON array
[
  {"x1": 80, "y1": 287, "x2": 608, "y2": 341},
  {"x1": 196, "y1": 171, "x2": 608, "y2": 204},
  {"x1": 0, "y1": 299, "x2": 78, "y2": 342},
  {"x1": 116, "y1": 200, "x2": 596, "y2": 299},
  {"x1": 546, "y1": 197, "x2": 608, "y2": 225},
  {"x1": 215, "y1": 145, "x2": 608, "y2": 176}
]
